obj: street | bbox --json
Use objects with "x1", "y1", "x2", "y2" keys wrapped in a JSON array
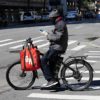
[{"x1": 0, "y1": 21, "x2": 100, "y2": 100}]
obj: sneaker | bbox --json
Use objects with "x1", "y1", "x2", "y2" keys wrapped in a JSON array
[{"x1": 41, "y1": 80, "x2": 58, "y2": 88}]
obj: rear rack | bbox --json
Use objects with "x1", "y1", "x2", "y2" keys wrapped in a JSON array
[{"x1": 69, "y1": 55, "x2": 88, "y2": 59}]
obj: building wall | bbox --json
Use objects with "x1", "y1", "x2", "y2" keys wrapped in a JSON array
[
  {"x1": 0, "y1": 0, "x2": 49, "y2": 8},
  {"x1": 0, "y1": 0, "x2": 49, "y2": 23}
]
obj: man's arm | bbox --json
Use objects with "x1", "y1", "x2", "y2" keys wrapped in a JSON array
[{"x1": 47, "y1": 22, "x2": 64, "y2": 42}]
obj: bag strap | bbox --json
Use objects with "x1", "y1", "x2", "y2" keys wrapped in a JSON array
[
  {"x1": 24, "y1": 49, "x2": 26, "y2": 70},
  {"x1": 27, "y1": 46, "x2": 35, "y2": 66}
]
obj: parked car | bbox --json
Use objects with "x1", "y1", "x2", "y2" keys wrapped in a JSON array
[
  {"x1": 0, "y1": 16, "x2": 8, "y2": 27},
  {"x1": 34, "y1": 14, "x2": 41, "y2": 20},
  {"x1": 66, "y1": 11, "x2": 81, "y2": 20},
  {"x1": 84, "y1": 11, "x2": 96, "y2": 19},
  {"x1": 20, "y1": 12, "x2": 34, "y2": 22},
  {"x1": 42, "y1": 14, "x2": 49, "y2": 21},
  {"x1": 20, "y1": 11, "x2": 42, "y2": 23}
]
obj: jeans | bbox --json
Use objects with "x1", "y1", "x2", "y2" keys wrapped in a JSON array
[{"x1": 41, "y1": 49, "x2": 59, "y2": 81}]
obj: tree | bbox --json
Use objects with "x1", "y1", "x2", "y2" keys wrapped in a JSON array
[{"x1": 77, "y1": 0, "x2": 95, "y2": 12}]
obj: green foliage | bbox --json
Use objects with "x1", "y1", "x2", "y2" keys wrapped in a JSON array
[{"x1": 77, "y1": 0, "x2": 95, "y2": 10}]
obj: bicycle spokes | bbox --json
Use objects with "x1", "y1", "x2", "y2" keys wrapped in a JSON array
[{"x1": 61, "y1": 59, "x2": 93, "y2": 91}]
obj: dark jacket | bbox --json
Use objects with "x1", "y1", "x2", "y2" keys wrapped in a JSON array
[{"x1": 47, "y1": 17, "x2": 68, "y2": 53}]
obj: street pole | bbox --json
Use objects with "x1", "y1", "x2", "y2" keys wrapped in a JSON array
[
  {"x1": 27, "y1": 0, "x2": 30, "y2": 11},
  {"x1": 43, "y1": 0, "x2": 46, "y2": 13},
  {"x1": 61, "y1": 0, "x2": 67, "y2": 18}
]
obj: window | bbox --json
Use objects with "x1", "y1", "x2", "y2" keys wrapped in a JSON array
[{"x1": 49, "y1": 0, "x2": 61, "y2": 6}]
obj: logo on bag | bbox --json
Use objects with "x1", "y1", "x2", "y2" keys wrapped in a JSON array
[{"x1": 25, "y1": 56, "x2": 32, "y2": 65}]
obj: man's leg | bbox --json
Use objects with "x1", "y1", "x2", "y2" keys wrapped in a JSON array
[
  {"x1": 41, "y1": 49, "x2": 59, "y2": 87},
  {"x1": 41, "y1": 50, "x2": 54, "y2": 81}
]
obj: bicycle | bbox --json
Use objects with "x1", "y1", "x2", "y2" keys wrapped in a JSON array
[{"x1": 6, "y1": 37, "x2": 93, "y2": 91}]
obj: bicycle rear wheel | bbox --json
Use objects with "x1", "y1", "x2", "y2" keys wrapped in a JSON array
[
  {"x1": 61, "y1": 59, "x2": 93, "y2": 91},
  {"x1": 6, "y1": 60, "x2": 36, "y2": 90}
]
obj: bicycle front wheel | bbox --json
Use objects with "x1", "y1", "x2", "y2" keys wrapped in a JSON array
[
  {"x1": 61, "y1": 59, "x2": 93, "y2": 91},
  {"x1": 6, "y1": 60, "x2": 36, "y2": 90}
]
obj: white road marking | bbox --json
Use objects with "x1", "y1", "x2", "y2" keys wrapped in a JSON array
[
  {"x1": 0, "y1": 36, "x2": 45, "y2": 47},
  {"x1": 0, "y1": 38, "x2": 87, "y2": 52},
  {"x1": 88, "y1": 51, "x2": 100, "y2": 53},
  {"x1": 10, "y1": 40, "x2": 44, "y2": 49},
  {"x1": 94, "y1": 71, "x2": 100, "y2": 74},
  {"x1": 86, "y1": 60, "x2": 97, "y2": 63},
  {"x1": 64, "y1": 77, "x2": 100, "y2": 81},
  {"x1": 87, "y1": 56, "x2": 100, "y2": 58},
  {"x1": 66, "y1": 71, "x2": 100, "y2": 74},
  {"x1": 38, "y1": 42, "x2": 49, "y2": 48},
  {"x1": 84, "y1": 53, "x2": 100, "y2": 56},
  {"x1": 83, "y1": 71, "x2": 100, "y2": 74},
  {"x1": 68, "y1": 40, "x2": 77, "y2": 45},
  {"x1": 71, "y1": 45, "x2": 86, "y2": 51},
  {"x1": 0, "y1": 39, "x2": 25, "y2": 47},
  {"x1": 90, "y1": 86, "x2": 100, "y2": 90},
  {"x1": 0, "y1": 39, "x2": 12, "y2": 43},
  {"x1": 27, "y1": 93, "x2": 100, "y2": 100},
  {"x1": 32, "y1": 36, "x2": 45, "y2": 40},
  {"x1": 9, "y1": 40, "x2": 77, "y2": 49}
]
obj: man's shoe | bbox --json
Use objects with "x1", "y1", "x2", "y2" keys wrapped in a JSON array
[{"x1": 41, "y1": 80, "x2": 58, "y2": 88}]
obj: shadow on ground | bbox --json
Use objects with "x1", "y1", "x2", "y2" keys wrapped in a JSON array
[
  {"x1": 0, "y1": 19, "x2": 100, "y2": 30},
  {"x1": 31, "y1": 80, "x2": 100, "y2": 92}
]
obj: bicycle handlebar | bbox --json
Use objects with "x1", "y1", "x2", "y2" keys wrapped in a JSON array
[{"x1": 26, "y1": 37, "x2": 33, "y2": 43}]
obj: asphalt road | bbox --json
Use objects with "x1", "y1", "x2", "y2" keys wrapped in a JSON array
[{"x1": 0, "y1": 21, "x2": 100, "y2": 100}]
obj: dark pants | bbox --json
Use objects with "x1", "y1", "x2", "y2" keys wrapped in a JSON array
[{"x1": 41, "y1": 49, "x2": 59, "y2": 81}]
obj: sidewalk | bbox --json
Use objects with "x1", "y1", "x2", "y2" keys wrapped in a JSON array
[
  {"x1": 0, "y1": 22, "x2": 52, "y2": 30},
  {"x1": 1, "y1": 18, "x2": 100, "y2": 29}
]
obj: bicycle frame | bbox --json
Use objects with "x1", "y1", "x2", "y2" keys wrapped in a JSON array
[
  {"x1": 59, "y1": 55, "x2": 93, "y2": 79},
  {"x1": 6, "y1": 37, "x2": 94, "y2": 91}
]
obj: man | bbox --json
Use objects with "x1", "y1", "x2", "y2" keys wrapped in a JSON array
[{"x1": 41, "y1": 9, "x2": 68, "y2": 88}]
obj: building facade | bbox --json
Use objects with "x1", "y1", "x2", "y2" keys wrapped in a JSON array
[
  {"x1": 0, "y1": 0, "x2": 79, "y2": 24},
  {"x1": 0, "y1": 0, "x2": 49, "y2": 23}
]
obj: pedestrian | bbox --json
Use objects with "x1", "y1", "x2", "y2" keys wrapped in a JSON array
[{"x1": 41, "y1": 8, "x2": 68, "y2": 88}]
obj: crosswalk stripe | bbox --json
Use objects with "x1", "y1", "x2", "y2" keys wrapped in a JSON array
[
  {"x1": 0, "y1": 39, "x2": 13, "y2": 43},
  {"x1": 86, "y1": 60, "x2": 97, "y2": 63},
  {"x1": 0, "y1": 38, "x2": 88, "y2": 52},
  {"x1": 0, "y1": 36, "x2": 45, "y2": 47},
  {"x1": 88, "y1": 51, "x2": 100, "y2": 53},
  {"x1": 90, "y1": 86, "x2": 100, "y2": 90},
  {"x1": 84, "y1": 53, "x2": 100, "y2": 56},
  {"x1": 66, "y1": 70, "x2": 99, "y2": 74},
  {"x1": 68, "y1": 40, "x2": 77, "y2": 45},
  {"x1": 93, "y1": 71, "x2": 100, "y2": 73},
  {"x1": 0, "y1": 39, "x2": 25, "y2": 47},
  {"x1": 10, "y1": 40, "x2": 45, "y2": 49},
  {"x1": 38, "y1": 42, "x2": 49, "y2": 48},
  {"x1": 9, "y1": 40, "x2": 77, "y2": 50},
  {"x1": 71, "y1": 45, "x2": 86, "y2": 51},
  {"x1": 87, "y1": 56, "x2": 100, "y2": 58},
  {"x1": 64, "y1": 77, "x2": 100, "y2": 80},
  {"x1": 27, "y1": 93, "x2": 100, "y2": 100}
]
